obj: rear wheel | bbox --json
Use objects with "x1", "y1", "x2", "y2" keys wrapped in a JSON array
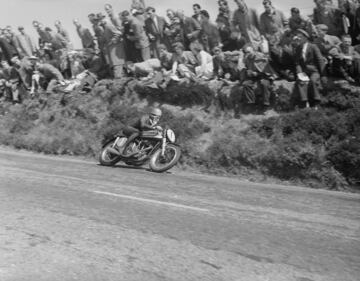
[
  {"x1": 149, "y1": 144, "x2": 181, "y2": 173},
  {"x1": 99, "y1": 141, "x2": 121, "y2": 166}
]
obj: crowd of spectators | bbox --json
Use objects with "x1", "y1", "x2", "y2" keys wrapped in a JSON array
[{"x1": 0, "y1": 0, "x2": 360, "y2": 113}]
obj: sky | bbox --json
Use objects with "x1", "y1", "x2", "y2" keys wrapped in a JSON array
[{"x1": 0, "y1": 0, "x2": 326, "y2": 48}]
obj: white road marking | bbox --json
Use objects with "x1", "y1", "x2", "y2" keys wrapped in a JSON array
[{"x1": 92, "y1": 190, "x2": 210, "y2": 212}]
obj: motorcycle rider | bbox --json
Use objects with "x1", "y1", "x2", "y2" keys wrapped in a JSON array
[{"x1": 119, "y1": 107, "x2": 163, "y2": 157}]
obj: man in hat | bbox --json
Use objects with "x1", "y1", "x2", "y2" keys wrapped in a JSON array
[
  {"x1": 73, "y1": 19, "x2": 95, "y2": 50},
  {"x1": 314, "y1": 24, "x2": 341, "y2": 56},
  {"x1": 259, "y1": 0, "x2": 288, "y2": 43},
  {"x1": 293, "y1": 29, "x2": 326, "y2": 109},
  {"x1": 15, "y1": 26, "x2": 36, "y2": 58}
]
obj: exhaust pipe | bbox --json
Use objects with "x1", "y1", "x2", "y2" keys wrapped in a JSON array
[{"x1": 106, "y1": 147, "x2": 121, "y2": 156}]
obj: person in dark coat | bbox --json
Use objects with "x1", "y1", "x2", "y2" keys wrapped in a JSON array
[
  {"x1": 177, "y1": 10, "x2": 202, "y2": 50},
  {"x1": 293, "y1": 29, "x2": 326, "y2": 109},
  {"x1": 144, "y1": 7, "x2": 169, "y2": 58}
]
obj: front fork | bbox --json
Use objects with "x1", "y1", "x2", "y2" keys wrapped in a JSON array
[{"x1": 161, "y1": 131, "x2": 167, "y2": 157}]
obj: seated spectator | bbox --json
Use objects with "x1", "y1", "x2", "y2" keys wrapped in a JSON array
[
  {"x1": 239, "y1": 44, "x2": 277, "y2": 113},
  {"x1": 10, "y1": 56, "x2": 34, "y2": 90},
  {"x1": 171, "y1": 42, "x2": 197, "y2": 78},
  {"x1": 0, "y1": 60, "x2": 22, "y2": 103},
  {"x1": 314, "y1": 24, "x2": 341, "y2": 56},
  {"x1": 293, "y1": 29, "x2": 326, "y2": 109},
  {"x1": 126, "y1": 58, "x2": 161, "y2": 78},
  {"x1": 212, "y1": 46, "x2": 241, "y2": 81},
  {"x1": 29, "y1": 56, "x2": 65, "y2": 94},
  {"x1": 331, "y1": 34, "x2": 360, "y2": 83},
  {"x1": 157, "y1": 44, "x2": 174, "y2": 72},
  {"x1": 190, "y1": 41, "x2": 214, "y2": 79}
]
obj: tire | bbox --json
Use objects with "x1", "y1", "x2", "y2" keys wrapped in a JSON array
[
  {"x1": 99, "y1": 141, "x2": 121, "y2": 166},
  {"x1": 149, "y1": 144, "x2": 181, "y2": 173}
]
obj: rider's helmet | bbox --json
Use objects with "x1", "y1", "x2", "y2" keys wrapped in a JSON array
[{"x1": 149, "y1": 108, "x2": 162, "y2": 126}]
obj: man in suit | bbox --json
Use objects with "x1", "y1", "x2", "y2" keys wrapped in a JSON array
[
  {"x1": 144, "y1": 6, "x2": 168, "y2": 58},
  {"x1": 121, "y1": 10, "x2": 150, "y2": 62},
  {"x1": 192, "y1": 4, "x2": 203, "y2": 23},
  {"x1": 294, "y1": 29, "x2": 326, "y2": 109}
]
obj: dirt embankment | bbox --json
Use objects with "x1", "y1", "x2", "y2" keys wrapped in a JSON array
[{"x1": 0, "y1": 78, "x2": 359, "y2": 191}]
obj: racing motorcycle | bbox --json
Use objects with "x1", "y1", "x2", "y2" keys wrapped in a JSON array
[{"x1": 99, "y1": 127, "x2": 181, "y2": 173}]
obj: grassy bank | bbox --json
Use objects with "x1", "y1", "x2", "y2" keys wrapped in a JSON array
[{"x1": 0, "y1": 78, "x2": 359, "y2": 191}]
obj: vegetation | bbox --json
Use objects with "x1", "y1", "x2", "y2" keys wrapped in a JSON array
[{"x1": 0, "y1": 78, "x2": 359, "y2": 191}]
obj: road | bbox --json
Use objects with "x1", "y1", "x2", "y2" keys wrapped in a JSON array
[{"x1": 0, "y1": 148, "x2": 359, "y2": 281}]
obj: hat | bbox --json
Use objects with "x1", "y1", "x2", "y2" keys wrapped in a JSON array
[
  {"x1": 295, "y1": 29, "x2": 310, "y2": 39},
  {"x1": 316, "y1": 24, "x2": 328, "y2": 31}
]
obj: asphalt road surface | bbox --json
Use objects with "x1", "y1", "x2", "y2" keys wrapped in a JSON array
[{"x1": 0, "y1": 148, "x2": 359, "y2": 281}]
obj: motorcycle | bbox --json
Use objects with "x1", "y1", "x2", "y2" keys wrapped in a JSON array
[{"x1": 99, "y1": 127, "x2": 181, "y2": 173}]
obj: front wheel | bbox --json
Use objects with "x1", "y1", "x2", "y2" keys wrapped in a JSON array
[
  {"x1": 149, "y1": 144, "x2": 181, "y2": 173},
  {"x1": 99, "y1": 140, "x2": 121, "y2": 166}
]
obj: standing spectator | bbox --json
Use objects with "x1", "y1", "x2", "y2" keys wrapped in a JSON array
[
  {"x1": 131, "y1": 0, "x2": 146, "y2": 23},
  {"x1": 89, "y1": 14, "x2": 106, "y2": 56},
  {"x1": 313, "y1": 0, "x2": 344, "y2": 37},
  {"x1": 216, "y1": 0, "x2": 232, "y2": 27},
  {"x1": 293, "y1": 29, "x2": 326, "y2": 109},
  {"x1": 192, "y1": 4, "x2": 203, "y2": 23},
  {"x1": 0, "y1": 30, "x2": 19, "y2": 64},
  {"x1": 289, "y1": 7, "x2": 315, "y2": 36},
  {"x1": 100, "y1": 15, "x2": 126, "y2": 78},
  {"x1": 164, "y1": 9, "x2": 184, "y2": 48},
  {"x1": 33, "y1": 21, "x2": 52, "y2": 46},
  {"x1": 216, "y1": 16, "x2": 238, "y2": 51},
  {"x1": 240, "y1": 44, "x2": 277, "y2": 113},
  {"x1": 121, "y1": 10, "x2": 151, "y2": 62},
  {"x1": 44, "y1": 27, "x2": 68, "y2": 51},
  {"x1": 145, "y1": 7, "x2": 169, "y2": 58},
  {"x1": 73, "y1": 20, "x2": 95, "y2": 50},
  {"x1": 15, "y1": 26, "x2": 36, "y2": 58},
  {"x1": 354, "y1": 4, "x2": 360, "y2": 44},
  {"x1": 105, "y1": 4, "x2": 122, "y2": 30},
  {"x1": 199, "y1": 10, "x2": 221, "y2": 53},
  {"x1": 54, "y1": 21, "x2": 71, "y2": 43},
  {"x1": 177, "y1": 10, "x2": 202, "y2": 50},
  {"x1": 231, "y1": 0, "x2": 261, "y2": 50},
  {"x1": 259, "y1": 0, "x2": 288, "y2": 44}
]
